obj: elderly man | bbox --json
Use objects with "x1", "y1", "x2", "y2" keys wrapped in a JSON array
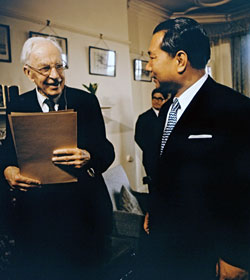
[
  {"x1": 2, "y1": 37, "x2": 115, "y2": 280},
  {"x1": 137, "y1": 17, "x2": 250, "y2": 280}
]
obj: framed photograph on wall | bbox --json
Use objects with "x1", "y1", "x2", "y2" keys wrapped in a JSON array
[
  {"x1": 133, "y1": 59, "x2": 151, "y2": 82},
  {"x1": 89, "y1": 46, "x2": 116, "y2": 77},
  {"x1": 0, "y1": 24, "x2": 12, "y2": 62},
  {"x1": 29, "y1": 31, "x2": 68, "y2": 67},
  {"x1": 0, "y1": 85, "x2": 6, "y2": 108}
]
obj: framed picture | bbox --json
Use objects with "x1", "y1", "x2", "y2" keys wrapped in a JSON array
[
  {"x1": 29, "y1": 31, "x2": 68, "y2": 67},
  {"x1": 133, "y1": 59, "x2": 152, "y2": 82},
  {"x1": 0, "y1": 85, "x2": 6, "y2": 108},
  {"x1": 0, "y1": 24, "x2": 11, "y2": 62},
  {"x1": 89, "y1": 46, "x2": 116, "y2": 77}
]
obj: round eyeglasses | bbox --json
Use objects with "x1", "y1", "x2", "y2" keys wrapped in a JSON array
[{"x1": 26, "y1": 62, "x2": 67, "y2": 77}]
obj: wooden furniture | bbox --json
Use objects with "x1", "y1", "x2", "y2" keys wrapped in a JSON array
[{"x1": 0, "y1": 85, "x2": 19, "y2": 142}]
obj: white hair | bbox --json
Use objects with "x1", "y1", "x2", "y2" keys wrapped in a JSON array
[{"x1": 20, "y1": 36, "x2": 63, "y2": 65}]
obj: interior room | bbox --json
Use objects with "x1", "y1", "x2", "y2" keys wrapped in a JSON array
[
  {"x1": 0, "y1": 0, "x2": 250, "y2": 278},
  {"x1": 0, "y1": 0, "x2": 250, "y2": 191}
]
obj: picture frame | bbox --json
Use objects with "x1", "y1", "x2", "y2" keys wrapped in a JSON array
[
  {"x1": 0, "y1": 85, "x2": 7, "y2": 109},
  {"x1": 89, "y1": 46, "x2": 116, "y2": 77},
  {"x1": 0, "y1": 24, "x2": 12, "y2": 63},
  {"x1": 29, "y1": 31, "x2": 68, "y2": 67},
  {"x1": 133, "y1": 59, "x2": 152, "y2": 82}
]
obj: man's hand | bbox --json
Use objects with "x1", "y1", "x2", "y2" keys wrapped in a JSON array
[
  {"x1": 144, "y1": 212, "x2": 150, "y2": 234},
  {"x1": 4, "y1": 166, "x2": 41, "y2": 191},
  {"x1": 217, "y1": 258, "x2": 248, "y2": 280},
  {"x1": 52, "y1": 148, "x2": 90, "y2": 169}
]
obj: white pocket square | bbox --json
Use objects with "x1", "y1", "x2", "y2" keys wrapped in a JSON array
[{"x1": 188, "y1": 134, "x2": 212, "y2": 139}]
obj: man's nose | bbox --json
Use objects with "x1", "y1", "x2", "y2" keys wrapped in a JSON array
[
  {"x1": 49, "y1": 66, "x2": 60, "y2": 79},
  {"x1": 146, "y1": 61, "x2": 151, "y2": 72}
]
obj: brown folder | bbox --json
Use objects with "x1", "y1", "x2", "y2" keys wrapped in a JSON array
[{"x1": 8, "y1": 111, "x2": 78, "y2": 185}]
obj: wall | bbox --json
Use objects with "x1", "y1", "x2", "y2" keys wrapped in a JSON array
[
  {"x1": 128, "y1": 0, "x2": 167, "y2": 192},
  {"x1": 0, "y1": 0, "x2": 139, "y2": 189}
]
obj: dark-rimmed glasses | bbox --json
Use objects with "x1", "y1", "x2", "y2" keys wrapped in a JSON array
[
  {"x1": 26, "y1": 62, "x2": 67, "y2": 77},
  {"x1": 152, "y1": 97, "x2": 165, "y2": 101}
]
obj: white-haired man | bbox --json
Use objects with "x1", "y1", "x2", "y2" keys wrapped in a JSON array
[{"x1": 2, "y1": 37, "x2": 115, "y2": 280}]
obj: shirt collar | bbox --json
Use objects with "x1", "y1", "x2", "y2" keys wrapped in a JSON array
[
  {"x1": 152, "y1": 107, "x2": 160, "y2": 116},
  {"x1": 175, "y1": 73, "x2": 208, "y2": 111},
  {"x1": 36, "y1": 87, "x2": 62, "y2": 108}
]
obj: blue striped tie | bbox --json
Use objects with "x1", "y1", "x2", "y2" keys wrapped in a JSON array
[{"x1": 160, "y1": 98, "x2": 180, "y2": 155}]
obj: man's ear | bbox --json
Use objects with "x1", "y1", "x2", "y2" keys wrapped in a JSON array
[
  {"x1": 175, "y1": 50, "x2": 188, "y2": 74},
  {"x1": 23, "y1": 65, "x2": 34, "y2": 82}
]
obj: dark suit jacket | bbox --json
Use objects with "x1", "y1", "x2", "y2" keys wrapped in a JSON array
[
  {"x1": 147, "y1": 77, "x2": 250, "y2": 278},
  {"x1": 2, "y1": 86, "x2": 115, "y2": 279},
  {"x1": 135, "y1": 108, "x2": 160, "y2": 180}
]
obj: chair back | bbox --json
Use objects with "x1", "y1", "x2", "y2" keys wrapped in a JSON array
[{"x1": 103, "y1": 165, "x2": 130, "y2": 210}]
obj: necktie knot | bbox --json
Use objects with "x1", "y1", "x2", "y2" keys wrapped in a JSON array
[
  {"x1": 44, "y1": 98, "x2": 55, "y2": 111},
  {"x1": 172, "y1": 98, "x2": 181, "y2": 112}
]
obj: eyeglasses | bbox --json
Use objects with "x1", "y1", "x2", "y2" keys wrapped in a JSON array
[
  {"x1": 152, "y1": 97, "x2": 165, "y2": 101},
  {"x1": 26, "y1": 62, "x2": 67, "y2": 77}
]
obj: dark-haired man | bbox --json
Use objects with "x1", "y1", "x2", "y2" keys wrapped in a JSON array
[
  {"x1": 135, "y1": 88, "x2": 168, "y2": 182},
  {"x1": 139, "y1": 17, "x2": 250, "y2": 280}
]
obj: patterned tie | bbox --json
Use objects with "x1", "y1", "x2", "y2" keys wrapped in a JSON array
[
  {"x1": 44, "y1": 98, "x2": 55, "y2": 111},
  {"x1": 160, "y1": 98, "x2": 181, "y2": 155}
]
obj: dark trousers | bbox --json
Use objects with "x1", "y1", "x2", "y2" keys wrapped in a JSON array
[{"x1": 135, "y1": 234, "x2": 217, "y2": 280}]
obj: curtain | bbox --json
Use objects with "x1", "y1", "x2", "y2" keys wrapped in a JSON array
[
  {"x1": 204, "y1": 18, "x2": 250, "y2": 97},
  {"x1": 231, "y1": 33, "x2": 250, "y2": 97},
  {"x1": 210, "y1": 38, "x2": 232, "y2": 88}
]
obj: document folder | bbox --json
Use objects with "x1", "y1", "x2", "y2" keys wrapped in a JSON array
[{"x1": 8, "y1": 111, "x2": 77, "y2": 185}]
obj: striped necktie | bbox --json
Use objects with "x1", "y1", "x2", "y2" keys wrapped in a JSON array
[
  {"x1": 160, "y1": 98, "x2": 180, "y2": 155},
  {"x1": 44, "y1": 98, "x2": 55, "y2": 111}
]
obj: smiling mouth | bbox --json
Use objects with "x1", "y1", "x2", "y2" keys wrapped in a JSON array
[{"x1": 46, "y1": 80, "x2": 62, "y2": 87}]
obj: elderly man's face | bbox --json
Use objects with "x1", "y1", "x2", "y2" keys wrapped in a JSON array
[{"x1": 24, "y1": 41, "x2": 65, "y2": 98}]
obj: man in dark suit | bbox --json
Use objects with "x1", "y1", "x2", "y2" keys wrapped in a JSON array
[
  {"x1": 135, "y1": 88, "x2": 167, "y2": 182},
  {"x1": 139, "y1": 17, "x2": 250, "y2": 280},
  {"x1": 2, "y1": 37, "x2": 115, "y2": 279}
]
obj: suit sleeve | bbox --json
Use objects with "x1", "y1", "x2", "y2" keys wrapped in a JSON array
[
  {"x1": 135, "y1": 115, "x2": 146, "y2": 151},
  {"x1": 0, "y1": 113, "x2": 18, "y2": 175},
  {"x1": 77, "y1": 93, "x2": 115, "y2": 174}
]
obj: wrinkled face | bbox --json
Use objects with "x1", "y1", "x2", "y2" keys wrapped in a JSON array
[
  {"x1": 24, "y1": 41, "x2": 65, "y2": 98},
  {"x1": 152, "y1": 92, "x2": 165, "y2": 110},
  {"x1": 146, "y1": 31, "x2": 179, "y2": 94}
]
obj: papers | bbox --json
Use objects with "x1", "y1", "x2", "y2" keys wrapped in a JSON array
[{"x1": 8, "y1": 111, "x2": 78, "y2": 185}]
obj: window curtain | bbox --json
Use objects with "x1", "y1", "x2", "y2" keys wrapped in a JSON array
[
  {"x1": 210, "y1": 38, "x2": 232, "y2": 88},
  {"x1": 231, "y1": 33, "x2": 250, "y2": 97},
  {"x1": 203, "y1": 18, "x2": 250, "y2": 97}
]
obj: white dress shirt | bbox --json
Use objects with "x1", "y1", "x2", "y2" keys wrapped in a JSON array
[
  {"x1": 164, "y1": 74, "x2": 208, "y2": 129},
  {"x1": 36, "y1": 88, "x2": 61, "y2": 112},
  {"x1": 152, "y1": 107, "x2": 160, "y2": 116}
]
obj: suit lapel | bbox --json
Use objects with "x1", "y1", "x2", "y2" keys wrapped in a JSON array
[
  {"x1": 58, "y1": 87, "x2": 67, "y2": 110},
  {"x1": 160, "y1": 77, "x2": 216, "y2": 155},
  {"x1": 17, "y1": 89, "x2": 42, "y2": 112}
]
